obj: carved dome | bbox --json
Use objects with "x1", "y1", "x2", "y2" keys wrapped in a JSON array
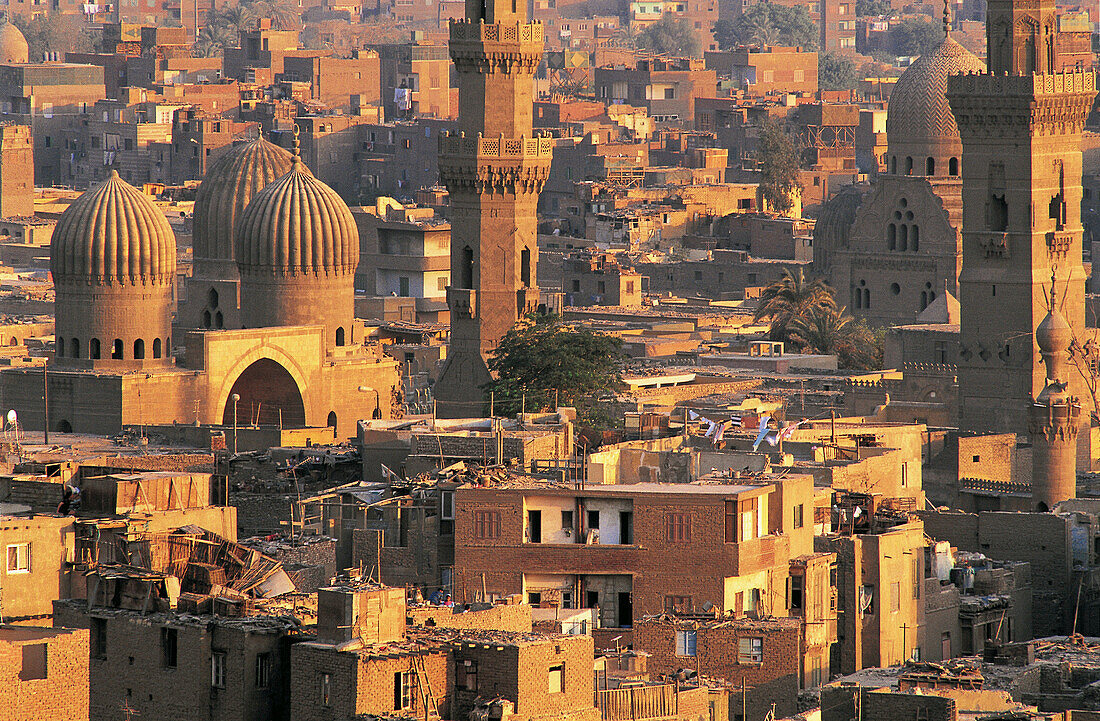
[
  {"x1": 235, "y1": 156, "x2": 358, "y2": 277},
  {"x1": 51, "y1": 170, "x2": 176, "y2": 286},
  {"x1": 0, "y1": 21, "x2": 29, "y2": 64},
  {"x1": 813, "y1": 184, "x2": 869, "y2": 252},
  {"x1": 886, "y1": 36, "x2": 984, "y2": 172},
  {"x1": 192, "y1": 137, "x2": 293, "y2": 265}
]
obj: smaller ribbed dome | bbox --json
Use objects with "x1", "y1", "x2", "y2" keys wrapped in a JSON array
[
  {"x1": 51, "y1": 171, "x2": 176, "y2": 285},
  {"x1": 0, "y1": 21, "x2": 29, "y2": 64},
  {"x1": 235, "y1": 156, "x2": 358, "y2": 277},
  {"x1": 813, "y1": 184, "x2": 870, "y2": 252},
  {"x1": 193, "y1": 137, "x2": 293, "y2": 264}
]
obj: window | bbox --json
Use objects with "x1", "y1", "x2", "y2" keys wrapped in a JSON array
[
  {"x1": 457, "y1": 659, "x2": 477, "y2": 691},
  {"x1": 161, "y1": 627, "x2": 178, "y2": 668},
  {"x1": 395, "y1": 671, "x2": 414, "y2": 710},
  {"x1": 787, "y1": 575, "x2": 803, "y2": 612},
  {"x1": 666, "y1": 513, "x2": 691, "y2": 542},
  {"x1": 91, "y1": 618, "x2": 107, "y2": 659},
  {"x1": 6, "y1": 543, "x2": 30, "y2": 573},
  {"x1": 561, "y1": 510, "x2": 574, "y2": 532},
  {"x1": 440, "y1": 491, "x2": 455, "y2": 520},
  {"x1": 738, "y1": 637, "x2": 763, "y2": 663},
  {"x1": 724, "y1": 500, "x2": 736, "y2": 543},
  {"x1": 527, "y1": 510, "x2": 542, "y2": 543},
  {"x1": 912, "y1": 556, "x2": 922, "y2": 600},
  {"x1": 211, "y1": 651, "x2": 226, "y2": 688},
  {"x1": 438, "y1": 277, "x2": 447, "y2": 291},
  {"x1": 320, "y1": 673, "x2": 331, "y2": 706},
  {"x1": 473, "y1": 511, "x2": 500, "y2": 539},
  {"x1": 548, "y1": 664, "x2": 564, "y2": 694},
  {"x1": 399, "y1": 276, "x2": 410, "y2": 297},
  {"x1": 675, "y1": 630, "x2": 697, "y2": 657},
  {"x1": 891, "y1": 582, "x2": 900, "y2": 612},
  {"x1": 793, "y1": 504, "x2": 804, "y2": 529},
  {"x1": 20, "y1": 644, "x2": 46, "y2": 680},
  {"x1": 256, "y1": 653, "x2": 271, "y2": 689}
]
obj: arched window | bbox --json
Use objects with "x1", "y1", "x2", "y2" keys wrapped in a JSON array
[
  {"x1": 520, "y1": 246, "x2": 531, "y2": 287},
  {"x1": 335, "y1": 327, "x2": 346, "y2": 346},
  {"x1": 887, "y1": 224, "x2": 896, "y2": 250},
  {"x1": 461, "y1": 246, "x2": 474, "y2": 288},
  {"x1": 56, "y1": 420, "x2": 72, "y2": 433},
  {"x1": 899, "y1": 224, "x2": 908, "y2": 251},
  {"x1": 920, "y1": 291, "x2": 928, "y2": 310},
  {"x1": 202, "y1": 310, "x2": 211, "y2": 328},
  {"x1": 208, "y1": 287, "x2": 219, "y2": 309},
  {"x1": 926, "y1": 157, "x2": 935, "y2": 176},
  {"x1": 152, "y1": 338, "x2": 162, "y2": 359},
  {"x1": 949, "y1": 157, "x2": 959, "y2": 176},
  {"x1": 905, "y1": 157, "x2": 913, "y2": 175},
  {"x1": 911, "y1": 225, "x2": 919, "y2": 251},
  {"x1": 863, "y1": 288, "x2": 871, "y2": 309},
  {"x1": 327, "y1": 411, "x2": 337, "y2": 428},
  {"x1": 57, "y1": 338, "x2": 64, "y2": 357},
  {"x1": 890, "y1": 156, "x2": 897, "y2": 174},
  {"x1": 71, "y1": 338, "x2": 80, "y2": 359},
  {"x1": 853, "y1": 287, "x2": 862, "y2": 309},
  {"x1": 112, "y1": 339, "x2": 123, "y2": 359},
  {"x1": 214, "y1": 311, "x2": 223, "y2": 329},
  {"x1": 134, "y1": 338, "x2": 145, "y2": 360},
  {"x1": 90, "y1": 338, "x2": 101, "y2": 360},
  {"x1": 8, "y1": 337, "x2": 15, "y2": 346}
]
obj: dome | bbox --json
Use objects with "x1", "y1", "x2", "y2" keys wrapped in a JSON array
[
  {"x1": 51, "y1": 171, "x2": 176, "y2": 286},
  {"x1": 886, "y1": 36, "x2": 984, "y2": 169},
  {"x1": 1036, "y1": 307, "x2": 1072, "y2": 356},
  {"x1": 235, "y1": 156, "x2": 358, "y2": 277},
  {"x1": 192, "y1": 137, "x2": 293, "y2": 265},
  {"x1": 0, "y1": 21, "x2": 29, "y2": 64},
  {"x1": 813, "y1": 184, "x2": 869, "y2": 252}
]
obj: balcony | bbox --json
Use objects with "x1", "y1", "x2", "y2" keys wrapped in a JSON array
[
  {"x1": 439, "y1": 133, "x2": 553, "y2": 160},
  {"x1": 447, "y1": 286, "x2": 476, "y2": 317},
  {"x1": 731, "y1": 533, "x2": 790, "y2": 576}
]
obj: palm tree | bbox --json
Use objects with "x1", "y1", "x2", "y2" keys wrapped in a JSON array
[
  {"x1": 219, "y1": 5, "x2": 256, "y2": 34},
  {"x1": 788, "y1": 305, "x2": 851, "y2": 355},
  {"x1": 753, "y1": 267, "x2": 837, "y2": 343},
  {"x1": 251, "y1": 0, "x2": 302, "y2": 31},
  {"x1": 193, "y1": 23, "x2": 236, "y2": 57}
]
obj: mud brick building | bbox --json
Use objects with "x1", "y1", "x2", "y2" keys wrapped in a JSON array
[
  {"x1": 54, "y1": 599, "x2": 299, "y2": 721},
  {"x1": 0, "y1": 625, "x2": 89, "y2": 721},
  {"x1": 0, "y1": 514, "x2": 76, "y2": 621},
  {"x1": 452, "y1": 475, "x2": 817, "y2": 641},
  {"x1": 633, "y1": 615, "x2": 802, "y2": 720}
]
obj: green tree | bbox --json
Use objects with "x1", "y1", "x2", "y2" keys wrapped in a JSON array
[
  {"x1": 250, "y1": 0, "x2": 302, "y2": 30},
  {"x1": 753, "y1": 268, "x2": 837, "y2": 344},
  {"x1": 484, "y1": 314, "x2": 625, "y2": 426},
  {"x1": 835, "y1": 318, "x2": 885, "y2": 370},
  {"x1": 12, "y1": 13, "x2": 95, "y2": 60},
  {"x1": 637, "y1": 15, "x2": 700, "y2": 57},
  {"x1": 819, "y1": 51, "x2": 858, "y2": 90},
  {"x1": 890, "y1": 17, "x2": 943, "y2": 56},
  {"x1": 193, "y1": 22, "x2": 237, "y2": 57},
  {"x1": 712, "y1": 2, "x2": 818, "y2": 51},
  {"x1": 756, "y1": 118, "x2": 803, "y2": 215},
  {"x1": 855, "y1": 0, "x2": 891, "y2": 16},
  {"x1": 787, "y1": 305, "x2": 884, "y2": 369}
]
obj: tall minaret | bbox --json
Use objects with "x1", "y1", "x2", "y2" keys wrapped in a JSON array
[
  {"x1": 947, "y1": 0, "x2": 1097, "y2": 435},
  {"x1": 434, "y1": 0, "x2": 550, "y2": 418},
  {"x1": 1028, "y1": 279, "x2": 1081, "y2": 511}
]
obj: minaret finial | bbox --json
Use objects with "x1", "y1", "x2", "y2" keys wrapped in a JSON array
[
  {"x1": 292, "y1": 124, "x2": 302, "y2": 169},
  {"x1": 943, "y1": 0, "x2": 950, "y2": 37},
  {"x1": 1049, "y1": 266, "x2": 1057, "y2": 313}
]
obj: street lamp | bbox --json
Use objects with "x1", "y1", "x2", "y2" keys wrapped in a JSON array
[
  {"x1": 358, "y1": 386, "x2": 381, "y2": 419},
  {"x1": 231, "y1": 393, "x2": 240, "y2": 454}
]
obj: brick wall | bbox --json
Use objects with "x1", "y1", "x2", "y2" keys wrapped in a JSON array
[
  {"x1": 0, "y1": 626, "x2": 89, "y2": 721},
  {"x1": 633, "y1": 617, "x2": 800, "y2": 719},
  {"x1": 408, "y1": 603, "x2": 532, "y2": 633}
]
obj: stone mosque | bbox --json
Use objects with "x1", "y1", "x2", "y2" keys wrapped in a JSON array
[
  {"x1": 814, "y1": 9, "x2": 984, "y2": 327},
  {"x1": 0, "y1": 136, "x2": 399, "y2": 438}
]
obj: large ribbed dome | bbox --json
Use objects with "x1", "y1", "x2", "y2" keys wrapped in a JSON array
[
  {"x1": 51, "y1": 171, "x2": 176, "y2": 285},
  {"x1": 235, "y1": 156, "x2": 358, "y2": 277},
  {"x1": 887, "y1": 36, "x2": 984, "y2": 159},
  {"x1": 193, "y1": 137, "x2": 293, "y2": 264},
  {"x1": 0, "y1": 21, "x2": 29, "y2": 64}
]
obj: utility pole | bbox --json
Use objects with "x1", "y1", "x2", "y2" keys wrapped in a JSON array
[{"x1": 42, "y1": 364, "x2": 48, "y2": 444}]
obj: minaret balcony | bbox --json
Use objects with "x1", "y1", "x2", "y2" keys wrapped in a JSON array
[
  {"x1": 517, "y1": 287, "x2": 540, "y2": 315},
  {"x1": 1045, "y1": 231, "x2": 1073, "y2": 257},
  {"x1": 447, "y1": 286, "x2": 477, "y2": 318},
  {"x1": 449, "y1": 20, "x2": 544, "y2": 45},
  {"x1": 975, "y1": 232, "x2": 1009, "y2": 259},
  {"x1": 439, "y1": 133, "x2": 553, "y2": 161}
]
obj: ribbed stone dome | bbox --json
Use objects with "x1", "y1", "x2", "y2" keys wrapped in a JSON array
[
  {"x1": 51, "y1": 170, "x2": 176, "y2": 286},
  {"x1": 887, "y1": 36, "x2": 984, "y2": 171},
  {"x1": 192, "y1": 137, "x2": 293, "y2": 264},
  {"x1": 0, "y1": 21, "x2": 29, "y2": 64},
  {"x1": 235, "y1": 156, "x2": 358, "y2": 277},
  {"x1": 813, "y1": 184, "x2": 869, "y2": 253}
]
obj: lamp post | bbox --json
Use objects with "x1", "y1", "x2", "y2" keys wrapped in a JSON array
[
  {"x1": 358, "y1": 386, "x2": 380, "y2": 419},
  {"x1": 231, "y1": 393, "x2": 240, "y2": 454}
]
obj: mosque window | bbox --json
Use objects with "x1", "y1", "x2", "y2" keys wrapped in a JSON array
[
  {"x1": 153, "y1": 338, "x2": 162, "y2": 359},
  {"x1": 214, "y1": 312, "x2": 223, "y2": 329},
  {"x1": 71, "y1": 338, "x2": 80, "y2": 359},
  {"x1": 57, "y1": 338, "x2": 64, "y2": 357},
  {"x1": 208, "y1": 288, "x2": 219, "y2": 309},
  {"x1": 336, "y1": 327, "x2": 346, "y2": 346},
  {"x1": 112, "y1": 339, "x2": 123, "y2": 360},
  {"x1": 949, "y1": 158, "x2": 959, "y2": 176},
  {"x1": 911, "y1": 225, "x2": 919, "y2": 251},
  {"x1": 920, "y1": 291, "x2": 928, "y2": 310},
  {"x1": 202, "y1": 310, "x2": 211, "y2": 328},
  {"x1": 460, "y1": 246, "x2": 474, "y2": 289},
  {"x1": 891, "y1": 283, "x2": 900, "y2": 295},
  {"x1": 521, "y1": 247, "x2": 531, "y2": 287},
  {"x1": 864, "y1": 289, "x2": 871, "y2": 309},
  {"x1": 926, "y1": 157, "x2": 935, "y2": 176},
  {"x1": 887, "y1": 224, "x2": 896, "y2": 250},
  {"x1": 899, "y1": 225, "x2": 908, "y2": 251},
  {"x1": 90, "y1": 338, "x2": 101, "y2": 360},
  {"x1": 890, "y1": 156, "x2": 897, "y2": 174},
  {"x1": 904, "y1": 157, "x2": 913, "y2": 175},
  {"x1": 134, "y1": 339, "x2": 145, "y2": 360}
]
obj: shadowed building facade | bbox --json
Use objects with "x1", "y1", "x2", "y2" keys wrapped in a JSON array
[{"x1": 433, "y1": 0, "x2": 551, "y2": 417}]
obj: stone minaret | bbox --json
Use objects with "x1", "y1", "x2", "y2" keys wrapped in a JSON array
[
  {"x1": 434, "y1": 0, "x2": 551, "y2": 418},
  {"x1": 1028, "y1": 281, "x2": 1081, "y2": 511},
  {"x1": 948, "y1": 0, "x2": 1096, "y2": 435}
]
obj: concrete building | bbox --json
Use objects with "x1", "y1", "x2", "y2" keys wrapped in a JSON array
[
  {"x1": 354, "y1": 200, "x2": 451, "y2": 299},
  {"x1": 706, "y1": 46, "x2": 818, "y2": 96},
  {"x1": 0, "y1": 123, "x2": 33, "y2": 219},
  {"x1": 594, "y1": 57, "x2": 717, "y2": 124},
  {"x1": 280, "y1": 51, "x2": 381, "y2": 113},
  {"x1": 563, "y1": 253, "x2": 643, "y2": 306},
  {"x1": 374, "y1": 41, "x2": 452, "y2": 120}
]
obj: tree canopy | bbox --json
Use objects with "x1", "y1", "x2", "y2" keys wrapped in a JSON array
[
  {"x1": 756, "y1": 118, "x2": 803, "y2": 215},
  {"x1": 855, "y1": 0, "x2": 892, "y2": 16},
  {"x1": 712, "y1": 2, "x2": 818, "y2": 51},
  {"x1": 193, "y1": 0, "x2": 301, "y2": 56},
  {"x1": 890, "y1": 17, "x2": 944, "y2": 57},
  {"x1": 637, "y1": 15, "x2": 701, "y2": 57},
  {"x1": 12, "y1": 13, "x2": 96, "y2": 60},
  {"x1": 819, "y1": 51, "x2": 858, "y2": 91},
  {"x1": 485, "y1": 314, "x2": 625, "y2": 426}
]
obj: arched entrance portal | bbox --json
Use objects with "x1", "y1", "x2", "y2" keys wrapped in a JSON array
[{"x1": 222, "y1": 358, "x2": 306, "y2": 428}]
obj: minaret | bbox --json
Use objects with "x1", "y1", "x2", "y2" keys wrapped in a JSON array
[
  {"x1": 947, "y1": 0, "x2": 1097, "y2": 434},
  {"x1": 1028, "y1": 278, "x2": 1081, "y2": 511},
  {"x1": 433, "y1": 0, "x2": 551, "y2": 418}
]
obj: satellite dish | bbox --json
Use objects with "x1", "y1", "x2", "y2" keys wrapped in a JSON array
[{"x1": 6, "y1": 410, "x2": 16, "y2": 425}]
